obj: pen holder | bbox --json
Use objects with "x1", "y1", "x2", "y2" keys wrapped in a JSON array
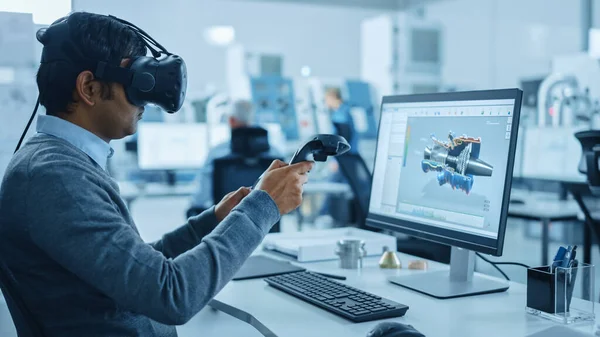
[{"x1": 526, "y1": 263, "x2": 595, "y2": 324}]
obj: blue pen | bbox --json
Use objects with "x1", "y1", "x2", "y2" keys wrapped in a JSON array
[
  {"x1": 561, "y1": 246, "x2": 573, "y2": 268},
  {"x1": 552, "y1": 246, "x2": 567, "y2": 271}
]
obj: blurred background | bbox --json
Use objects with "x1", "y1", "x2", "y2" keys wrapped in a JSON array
[{"x1": 3, "y1": 1, "x2": 600, "y2": 332}]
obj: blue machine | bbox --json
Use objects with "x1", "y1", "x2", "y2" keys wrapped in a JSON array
[
  {"x1": 345, "y1": 80, "x2": 378, "y2": 140},
  {"x1": 250, "y1": 76, "x2": 300, "y2": 140}
]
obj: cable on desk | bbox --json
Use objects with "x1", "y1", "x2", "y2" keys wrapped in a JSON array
[{"x1": 475, "y1": 253, "x2": 531, "y2": 281}]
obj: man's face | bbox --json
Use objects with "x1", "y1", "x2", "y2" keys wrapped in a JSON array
[
  {"x1": 93, "y1": 82, "x2": 144, "y2": 139},
  {"x1": 324, "y1": 93, "x2": 337, "y2": 111},
  {"x1": 90, "y1": 59, "x2": 144, "y2": 140}
]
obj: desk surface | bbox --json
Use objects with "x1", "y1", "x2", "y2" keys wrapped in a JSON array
[
  {"x1": 1, "y1": 251, "x2": 597, "y2": 336},
  {"x1": 118, "y1": 181, "x2": 352, "y2": 200},
  {"x1": 518, "y1": 175, "x2": 587, "y2": 184},
  {"x1": 508, "y1": 198, "x2": 580, "y2": 219},
  {"x1": 212, "y1": 249, "x2": 598, "y2": 337}
]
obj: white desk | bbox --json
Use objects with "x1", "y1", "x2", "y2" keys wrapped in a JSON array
[
  {"x1": 118, "y1": 181, "x2": 351, "y2": 210},
  {"x1": 208, "y1": 249, "x2": 598, "y2": 337},
  {"x1": 1, "y1": 250, "x2": 597, "y2": 336},
  {"x1": 118, "y1": 181, "x2": 196, "y2": 208}
]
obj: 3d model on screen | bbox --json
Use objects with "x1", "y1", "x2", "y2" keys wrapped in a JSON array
[{"x1": 421, "y1": 132, "x2": 493, "y2": 194}]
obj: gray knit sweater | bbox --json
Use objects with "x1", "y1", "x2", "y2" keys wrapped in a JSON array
[{"x1": 0, "y1": 133, "x2": 280, "y2": 336}]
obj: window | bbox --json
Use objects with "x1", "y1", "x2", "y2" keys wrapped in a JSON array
[{"x1": 0, "y1": 0, "x2": 71, "y2": 25}]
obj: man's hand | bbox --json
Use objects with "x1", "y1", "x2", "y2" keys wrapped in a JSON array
[
  {"x1": 256, "y1": 159, "x2": 314, "y2": 215},
  {"x1": 215, "y1": 187, "x2": 252, "y2": 222}
]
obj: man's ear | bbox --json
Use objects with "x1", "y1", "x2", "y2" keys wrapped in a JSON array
[{"x1": 74, "y1": 70, "x2": 101, "y2": 107}]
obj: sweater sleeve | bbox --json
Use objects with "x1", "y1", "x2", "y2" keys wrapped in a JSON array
[
  {"x1": 150, "y1": 207, "x2": 219, "y2": 258},
  {"x1": 26, "y1": 165, "x2": 280, "y2": 325}
]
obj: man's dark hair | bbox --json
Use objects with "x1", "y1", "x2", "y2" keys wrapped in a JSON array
[{"x1": 36, "y1": 12, "x2": 147, "y2": 116}]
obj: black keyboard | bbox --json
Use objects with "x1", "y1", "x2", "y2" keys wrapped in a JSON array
[{"x1": 265, "y1": 271, "x2": 409, "y2": 323}]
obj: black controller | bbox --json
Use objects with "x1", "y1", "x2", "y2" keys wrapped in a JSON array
[
  {"x1": 288, "y1": 134, "x2": 351, "y2": 164},
  {"x1": 252, "y1": 134, "x2": 351, "y2": 188}
]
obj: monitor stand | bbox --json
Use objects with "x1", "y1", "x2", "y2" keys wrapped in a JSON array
[{"x1": 388, "y1": 247, "x2": 509, "y2": 299}]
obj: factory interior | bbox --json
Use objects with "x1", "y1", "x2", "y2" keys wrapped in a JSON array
[{"x1": 3, "y1": 1, "x2": 600, "y2": 336}]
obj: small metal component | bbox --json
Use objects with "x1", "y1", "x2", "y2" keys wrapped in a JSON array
[
  {"x1": 408, "y1": 260, "x2": 428, "y2": 270},
  {"x1": 379, "y1": 246, "x2": 401, "y2": 269},
  {"x1": 335, "y1": 239, "x2": 367, "y2": 269}
]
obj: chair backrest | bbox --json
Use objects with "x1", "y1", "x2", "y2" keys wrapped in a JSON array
[
  {"x1": 212, "y1": 155, "x2": 281, "y2": 232},
  {"x1": 335, "y1": 153, "x2": 372, "y2": 228},
  {"x1": 231, "y1": 127, "x2": 270, "y2": 157},
  {"x1": 0, "y1": 261, "x2": 44, "y2": 337},
  {"x1": 575, "y1": 130, "x2": 600, "y2": 196}
]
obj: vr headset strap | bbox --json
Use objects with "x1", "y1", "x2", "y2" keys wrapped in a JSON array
[{"x1": 94, "y1": 61, "x2": 135, "y2": 87}]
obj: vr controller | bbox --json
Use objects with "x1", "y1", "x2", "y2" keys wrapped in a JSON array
[
  {"x1": 253, "y1": 134, "x2": 351, "y2": 188},
  {"x1": 288, "y1": 134, "x2": 351, "y2": 165}
]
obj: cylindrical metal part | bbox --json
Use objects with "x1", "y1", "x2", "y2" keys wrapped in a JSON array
[{"x1": 335, "y1": 239, "x2": 366, "y2": 269}]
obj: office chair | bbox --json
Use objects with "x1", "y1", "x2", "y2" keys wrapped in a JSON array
[
  {"x1": 0, "y1": 260, "x2": 44, "y2": 337},
  {"x1": 335, "y1": 153, "x2": 372, "y2": 229},
  {"x1": 212, "y1": 127, "x2": 282, "y2": 233},
  {"x1": 336, "y1": 153, "x2": 451, "y2": 264},
  {"x1": 186, "y1": 127, "x2": 278, "y2": 218},
  {"x1": 213, "y1": 156, "x2": 281, "y2": 233},
  {"x1": 569, "y1": 131, "x2": 600, "y2": 270},
  {"x1": 576, "y1": 131, "x2": 600, "y2": 196}
]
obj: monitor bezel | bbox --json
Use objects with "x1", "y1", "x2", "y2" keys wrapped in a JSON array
[{"x1": 366, "y1": 89, "x2": 523, "y2": 256}]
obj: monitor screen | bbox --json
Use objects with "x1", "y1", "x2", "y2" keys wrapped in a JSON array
[
  {"x1": 137, "y1": 123, "x2": 208, "y2": 170},
  {"x1": 368, "y1": 90, "x2": 522, "y2": 255},
  {"x1": 209, "y1": 125, "x2": 231, "y2": 147}
]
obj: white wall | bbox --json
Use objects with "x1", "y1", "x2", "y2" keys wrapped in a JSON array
[
  {"x1": 426, "y1": 0, "x2": 582, "y2": 90},
  {"x1": 72, "y1": 0, "x2": 386, "y2": 95},
  {"x1": 68, "y1": 0, "x2": 587, "y2": 93}
]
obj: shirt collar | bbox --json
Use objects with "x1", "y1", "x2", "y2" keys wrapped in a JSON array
[{"x1": 36, "y1": 115, "x2": 114, "y2": 170}]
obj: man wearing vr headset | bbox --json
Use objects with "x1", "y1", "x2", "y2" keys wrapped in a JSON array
[{"x1": 0, "y1": 12, "x2": 313, "y2": 336}]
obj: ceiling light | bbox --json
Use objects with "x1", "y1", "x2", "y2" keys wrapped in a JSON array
[{"x1": 204, "y1": 26, "x2": 235, "y2": 46}]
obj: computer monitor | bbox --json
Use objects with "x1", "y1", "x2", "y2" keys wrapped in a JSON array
[
  {"x1": 209, "y1": 125, "x2": 231, "y2": 147},
  {"x1": 367, "y1": 89, "x2": 523, "y2": 299},
  {"x1": 137, "y1": 123, "x2": 208, "y2": 170}
]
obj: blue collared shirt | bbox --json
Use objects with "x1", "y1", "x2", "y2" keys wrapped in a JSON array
[{"x1": 36, "y1": 114, "x2": 114, "y2": 171}]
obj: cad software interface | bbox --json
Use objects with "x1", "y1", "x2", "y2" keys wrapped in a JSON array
[{"x1": 369, "y1": 99, "x2": 515, "y2": 239}]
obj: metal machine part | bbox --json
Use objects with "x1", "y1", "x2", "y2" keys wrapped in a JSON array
[{"x1": 421, "y1": 132, "x2": 493, "y2": 194}]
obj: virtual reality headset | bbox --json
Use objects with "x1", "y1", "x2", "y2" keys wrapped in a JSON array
[{"x1": 39, "y1": 15, "x2": 187, "y2": 113}]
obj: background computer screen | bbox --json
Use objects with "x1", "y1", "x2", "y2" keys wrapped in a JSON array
[
  {"x1": 137, "y1": 123, "x2": 208, "y2": 170},
  {"x1": 368, "y1": 91, "x2": 521, "y2": 255}
]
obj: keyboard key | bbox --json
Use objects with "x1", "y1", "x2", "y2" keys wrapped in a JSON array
[
  {"x1": 370, "y1": 307, "x2": 386, "y2": 312},
  {"x1": 353, "y1": 310, "x2": 370, "y2": 316},
  {"x1": 283, "y1": 283, "x2": 307, "y2": 294}
]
